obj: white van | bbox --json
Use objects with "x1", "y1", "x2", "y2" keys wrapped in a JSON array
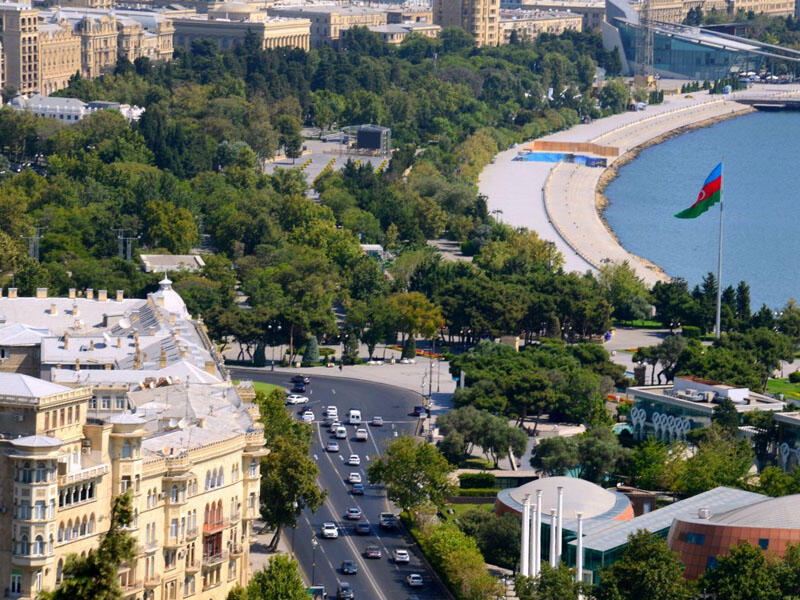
[{"x1": 348, "y1": 409, "x2": 362, "y2": 425}]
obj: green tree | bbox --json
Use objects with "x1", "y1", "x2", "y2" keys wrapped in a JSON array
[
  {"x1": 594, "y1": 530, "x2": 692, "y2": 600},
  {"x1": 597, "y1": 261, "x2": 651, "y2": 322},
  {"x1": 598, "y1": 80, "x2": 630, "y2": 113},
  {"x1": 712, "y1": 398, "x2": 740, "y2": 435},
  {"x1": 238, "y1": 554, "x2": 308, "y2": 600},
  {"x1": 457, "y1": 509, "x2": 521, "y2": 570},
  {"x1": 531, "y1": 435, "x2": 579, "y2": 476},
  {"x1": 700, "y1": 542, "x2": 781, "y2": 600},
  {"x1": 629, "y1": 439, "x2": 669, "y2": 489},
  {"x1": 517, "y1": 563, "x2": 584, "y2": 600},
  {"x1": 39, "y1": 491, "x2": 136, "y2": 600},
  {"x1": 302, "y1": 334, "x2": 319, "y2": 366},
  {"x1": 367, "y1": 436, "x2": 455, "y2": 514},
  {"x1": 675, "y1": 425, "x2": 753, "y2": 495}
]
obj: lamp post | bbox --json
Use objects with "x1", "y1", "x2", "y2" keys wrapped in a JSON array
[
  {"x1": 268, "y1": 324, "x2": 281, "y2": 371},
  {"x1": 311, "y1": 535, "x2": 319, "y2": 585},
  {"x1": 290, "y1": 501, "x2": 298, "y2": 557}
]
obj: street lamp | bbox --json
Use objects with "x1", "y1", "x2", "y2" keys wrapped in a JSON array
[
  {"x1": 268, "y1": 324, "x2": 281, "y2": 371},
  {"x1": 310, "y1": 535, "x2": 319, "y2": 585}
]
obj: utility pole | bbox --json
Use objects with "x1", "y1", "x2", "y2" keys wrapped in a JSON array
[
  {"x1": 634, "y1": 0, "x2": 654, "y2": 81},
  {"x1": 123, "y1": 234, "x2": 140, "y2": 262},
  {"x1": 111, "y1": 228, "x2": 129, "y2": 259},
  {"x1": 21, "y1": 226, "x2": 46, "y2": 261}
]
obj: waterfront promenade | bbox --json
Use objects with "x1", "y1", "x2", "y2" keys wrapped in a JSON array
[{"x1": 479, "y1": 84, "x2": 800, "y2": 284}]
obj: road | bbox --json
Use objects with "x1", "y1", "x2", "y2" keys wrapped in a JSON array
[{"x1": 230, "y1": 369, "x2": 450, "y2": 600}]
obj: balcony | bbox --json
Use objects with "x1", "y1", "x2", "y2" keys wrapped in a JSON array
[
  {"x1": 230, "y1": 511, "x2": 241, "y2": 523},
  {"x1": 230, "y1": 543, "x2": 244, "y2": 556},
  {"x1": 186, "y1": 526, "x2": 199, "y2": 540},
  {"x1": 164, "y1": 454, "x2": 192, "y2": 476},
  {"x1": 163, "y1": 536, "x2": 183, "y2": 549},
  {"x1": 11, "y1": 552, "x2": 54, "y2": 568},
  {"x1": 185, "y1": 559, "x2": 200, "y2": 573},
  {"x1": 202, "y1": 551, "x2": 228, "y2": 567},
  {"x1": 120, "y1": 580, "x2": 142, "y2": 596},
  {"x1": 137, "y1": 540, "x2": 159, "y2": 555},
  {"x1": 202, "y1": 519, "x2": 229, "y2": 535},
  {"x1": 58, "y1": 464, "x2": 109, "y2": 487},
  {"x1": 243, "y1": 507, "x2": 259, "y2": 521},
  {"x1": 143, "y1": 574, "x2": 161, "y2": 588}
]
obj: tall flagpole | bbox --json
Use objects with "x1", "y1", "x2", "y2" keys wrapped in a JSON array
[{"x1": 715, "y1": 161, "x2": 724, "y2": 339}]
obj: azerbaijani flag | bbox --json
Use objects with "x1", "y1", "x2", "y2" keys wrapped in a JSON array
[{"x1": 674, "y1": 162, "x2": 722, "y2": 219}]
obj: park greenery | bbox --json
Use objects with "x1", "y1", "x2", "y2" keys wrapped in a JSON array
[{"x1": 227, "y1": 554, "x2": 308, "y2": 600}]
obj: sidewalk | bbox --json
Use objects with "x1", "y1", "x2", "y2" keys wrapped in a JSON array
[{"x1": 249, "y1": 519, "x2": 294, "y2": 575}]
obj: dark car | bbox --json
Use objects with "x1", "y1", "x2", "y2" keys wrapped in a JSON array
[
  {"x1": 364, "y1": 545, "x2": 382, "y2": 558},
  {"x1": 412, "y1": 405, "x2": 424, "y2": 416},
  {"x1": 341, "y1": 560, "x2": 358, "y2": 575},
  {"x1": 292, "y1": 383, "x2": 307, "y2": 393},
  {"x1": 291, "y1": 375, "x2": 311, "y2": 384},
  {"x1": 351, "y1": 483, "x2": 365, "y2": 495},
  {"x1": 337, "y1": 582, "x2": 354, "y2": 600},
  {"x1": 355, "y1": 520, "x2": 370, "y2": 535}
]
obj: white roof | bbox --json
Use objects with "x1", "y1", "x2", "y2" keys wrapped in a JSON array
[
  {"x1": 0, "y1": 296, "x2": 145, "y2": 336},
  {"x1": 0, "y1": 322, "x2": 50, "y2": 346},
  {"x1": 140, "y1": 254, "x2": 205, "y2": 273},
  {"x1": 11, "y1": 435, "x2": 63, "y2": 448},
  {"x1": 0, "y1": 373, "x2": 72, "y2": 399},
  {"x1": 51, "y1": 359, "x2": 221, "y2": 386}
]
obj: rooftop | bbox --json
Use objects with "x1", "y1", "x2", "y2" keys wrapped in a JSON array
[
  {"x1": 270, "y1": 4, "x2": 385, "y2": 15},
  {"x1": 686, "y1": 494, "x2": 800, "y2": 529},
  {"x1": 500, "y1": 7, "x2": 583, "y2": 19},
  {"x1": 140, "y1": 254, "x2": 205, "y2": 273},
  {"x1": 0, "y1": 373, "x2": 73, "y2": 399},
  {"x1": 631, "y1": 375, "x2": 784, "y2": 413}
]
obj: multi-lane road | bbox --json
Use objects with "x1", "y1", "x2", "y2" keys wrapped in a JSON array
[{"x1": 229, "y1": 369, "x2": 449, "y2": 600}]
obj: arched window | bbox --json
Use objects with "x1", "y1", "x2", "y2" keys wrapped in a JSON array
[
  {"x1": 33, "y1": 535, "x2": 43, "y2": 555},
  {"x1": 66, "y1": 520, "x2": 72, "y2": 541},
  {"x1": 218, "y1": 468, "x2": 224, "y2": 487},
  {"x1": 204, "y1": 503, "x2": 210, "y2": 524},
  {"x1": 20, "y1": 535, "x2": 28, "y2": 555},
  {"x1": 72, "y1": 520, "x2": 79, "y2": 539},
  {"x1": 56, "y1": 559, "x2": 63, "y2": 583},
  {"x1": 88, "y1": 514, "x2": 95, "y2": 534},
  {"x1": 250, "y1": 458, "x2": 257, "y2": 477},
  {"x1": 122, "y1": 440, "x2": 132, "y2": 459},
  {"x1": 205, "y1": 471, "x2": 211, "y2": 490},
  {"x1": 211, "y1": 468, "x2": 217, "y2": 489},
  {"x1": 171, "y1": 484, "x2": 178, "y2": 502},
  {"x1": 35, "y1": 462, "x2": 45, "y2": 482},
  {"x1": 80, "y1": 484, "x2": 87, "y2": 501},
  {"x1": 22, "y1": 462, "x2": 31, "y2": 483},
  {"x1": 48, "y1": 534, "x2": 53, "y2": 554},
  {"x1": 58, "y1": 523, "x2": 64, "y2": 542},
  {"x1": 72, "y1": 487, "x2": 79, "y2": 503},
  {"x1": 217, "y1": 499, "x2": 223, "y2": 522},
  {"x1": 80, "y1": 516, "x2": 86, "y2": 536}
]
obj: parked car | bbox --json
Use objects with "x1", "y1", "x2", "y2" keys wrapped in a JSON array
[
  {"x1": 321, "y1": 522, "x2": 338, "y2": 539},
  {"x1": 355, "y1": 520, "x2": 371, "y2": 535},
  {"x1": 337, "y1": 581, "x2": 354, "y2": 600},
  {"x1": 348, "y1": 472, "x2": 362, "y2": 484},
  {"x1": 324, "y1": 405, "x2": 338, "y2": 418},
  {"x1": 351, "y1": 483, "x2": 365, "y2": 495},
  {"x1": 347, "y1": 454, "x2": 360, "y2": 466},
  {"x1": 371, "y1": 416, "x2": 384, "y2": 426},
  {"x1": 393, "y1": 549, "x2": 410, "y2": 563},
  {"x1": 341, "y1": 560, "x2": 358, "y2": 575},
  {"x1": 346, "y1": 507, "x2": 362, "y2": 520},
  {"x1": 285, "y1": 394, "x2": 308, "y2": 405},
  {"x1": 364, "y1": 545, "x2": 382, "y2": 558},
  {"x1": 406, "y1": 574, "x2": 423, "y2": 588},
  {"x1": 355, "y1": 428, "x2": 368, "y2": 441},
  {"x1": 326, "y1": 441, "x2": 340, "y2": 453}
]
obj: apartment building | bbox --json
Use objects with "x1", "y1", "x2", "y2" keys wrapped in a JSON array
[
  {"x1": 369, "y1": 22, "x2": 441, "y2": 44},
  {"x1": 172, "y1": 4, "x2": 310, "y2": 51},
  {"x1": 268, "y1": 5, "x2": 387, "y2": 47},
  {"x1": 631, "y1": 0, "x2": 794, "y2": 23},
  {"x1": 432, "y1": 0, "x2": 500, "y2": 45},
  {"x1": 0, "y1": 3, "x2": 42, "y2": 94},
  {"x1": 501, "y1": 0, "x2": 604, "y2": 30},
  {"x1": 499, "y1": 7, "x2": 582, "y2": 41},
  {"x1": 38, "y1": 19, "x2": 81, "y2": 95}
]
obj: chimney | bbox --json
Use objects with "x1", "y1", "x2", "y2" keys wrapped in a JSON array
[
  {"x1": 149, "y1": 327, "x2": 156, "y2": 336},
  {"x1": 104, "y1": 363, "x2": 111, "y2": 370},
  {"x1": 169, "y1": 313, "x2": 176, "y2": 325},
  {"x1": 134, "y1": 351, "x2": 141, "y2": 370},
  {"x1": 698, "y1": 508, "x2": 711, "y2": 519},
  {"x1": 63, "y1": 332, "x2": 69, "y2": 350},
  {"x1": 36, "y1": 288, "x2": 47, "y2": 299},
  {"x1": 117, "y1": 337, "x2": 121, "y2": 348},
  {"x1": 89, "y1": 339, "x2": 95, "y2": 351},
  {"x1": 116, "y1": 290, "x2": 124, "y2": 302},
  {"x1": 156, "y1": 296, "x2": 165, "y2": 308},
  {"x1": 204, "y1": 361, "x2": 215, "y2": 375},
  {"x1": 86, "y1": 288, "x2": 93, "y2": 300},
  {"x1": 8, "y1": 288, "x2": 17, "y2": 299},
  {"x1": 75, "y1": 358, "x2": 80, "y2": 372},
  {"x1": 72, "y1": 302, "x2": 79, "y2": 317},
  {"x1": 98, "y1": 289, "x2": 107, "y2": 302},
  {"x1": 159, "y1": 347, "x2": 167, "y2": 368},
  {"x1": 68, "y1": 288, "x2": 76, "y2": 299},
  {"x1": 50, "y1": 303, "x2": 57, "y2": 316}
]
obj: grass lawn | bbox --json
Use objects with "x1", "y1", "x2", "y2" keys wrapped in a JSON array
[
  {"x1": 461, "y1": 457, "x2": 495, "y2": 470},
  {"x1": 766, "y1": 378, "x2": 800, "y2": 402},
  {"x1": 233, "y1": 380, "x2": 284, "y2": 395},
  {"x1": 613, "y1": 319, "x2": 664, "y2": 329},
  {"x1": 440, "y1": 503, "x2": 494, "y2": 523}
]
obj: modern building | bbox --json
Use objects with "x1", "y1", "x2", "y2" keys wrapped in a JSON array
[
  {"x1": 368, "y1": 22, "x2": 441, "y2": 44},
  {"x1": 0, "y1": 369, "x2": 266, "y2": 600},
  {"x1": 501, "y1": 0, "x2": 605, "y2": 30},
  {"x1": 775, "y1": 412, "x2": 800, "y2": 471},
  {"x1": 140, "y1": 254, "x2": 206, "y2": 274},
  {"x1": 8, "y1": 93, "x2": 144, "y2": 121},
  {"x1": 499, "y1": 8, "x2": 582, "y2": 42},
  {"x1": 172, "y1": 4, "x2": 310, "y2": 51},
  {"x1": 628, "y1": 376, "x2": 785, "y2": 442},
  {"x1": 668, "y1": 494, "x2": 800, "y2": 578},
  {"x1": 432, "y1": 0, "x2": 501, "y2": 46},
  {"x1": 268, "y1": 5, "x2": 386, "y2": 47}
]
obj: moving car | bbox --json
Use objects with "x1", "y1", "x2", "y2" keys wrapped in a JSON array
[
  {"x1": 301, "y1": 410, "x2": 315, "y2": 423},
  {"x1": 393, "y1": 549, "x2": 410, "y2": 563},
  {"x1": 355, "y1": 428, "x2": 368, "y2": 441},
  {"x1": 292, "y1": 383, "x2": 307, "y2": 393},
  {"x1": 412, "y1": 405, "x2": 424, "y2": 417},
  {"x1": 351, "y1": 483, "x2": 365, "y2": 495},
  {"x1": 341, "y1": 560, "x2": 358, "y2": 575},
  {"x1": 329, "y1": 421, "x2": 342, "y2": 433},
  {"x1": 380, "y1": 513, "x2": 398, "y2": 529},
  {"x1": 346, "y1": 507, "x2": 362, "y2": 520},
  {"x1": 348, "y1": 409, "x2": 362, "y2": 425},
  {"x1": 326, "y1": 441, "x2": 340, "y2": 453},
  {"x1": 355, "y1": 520, "x2": 370, "y2": 535},
  {"x1": 291, "y1": 375, "x2": 311, "y2": 384},
  {"x1": 335, "y1": 426, "x2": 347, "y2": 439},
  {"x1": 337, "y1": 582, "x2": 354, "y2": 600},
  {"x1": 285, "y1": 394, "x2": 308, "y2": 405},
  {"x1": 321, "y1": 523, "x2": 338, "y2": 539},
  {"x1": 347, "y1": 454, "x2": 360, "y2": 466},
  {"x1": 364, "y1": 545, "x2": 382, "y2": 559},
  {"x1": 406, "y1": 574, "x2": 423, "y2": 588},
  {"x1": 348, "y1": 472, "x2": 362, "y2": 484},
  {"x1": 325, "y1": 405, "x2": 338, "y2": 418},
  {"x1": 371, "y1": 416, "x2": 384, "y2": 426}
]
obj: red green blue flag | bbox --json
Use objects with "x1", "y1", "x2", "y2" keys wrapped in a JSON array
[{"x1": 675, "y1": 162, "x2": 722, "y2": 219}]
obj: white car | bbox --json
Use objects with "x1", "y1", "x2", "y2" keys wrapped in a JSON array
[
  {"x1": 347, "y1": 454, "x2": 360, "y2": 466},
  {"x1": 321, "y1": 522, "x2": 338, "y2": 539},
  {"x1": 393, "y1": 549, "x2": 410, "y2": 563},
  {"x1": 355, "y1": 428, "x2": 368, "y2": 441},
  {"x1": 406, "y1": 574, "x2": 423, "y2": 588},
  {"x1": 325, "y1": 405, "x2": 338, "y2": 418},
  {"x1": 335, "y1": 426, "x2": 347, "y2": 439},
  {"x1": 329, "y1": 421, "x2": 342, "y2": 433},
  {"x1": 286, "y1": 394, "x2": 308, "y2": 405},
  {"x1": 348, "y1": 472, "x2": 362, "y2": 484},
  {"x1": 301, "y1": 410, "x2": 314, "y2": 423}
]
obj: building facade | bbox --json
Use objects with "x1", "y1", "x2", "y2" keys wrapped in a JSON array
[
  {"x1": 368, "y1": 22, "x2": 441, "y2": 44},
  {"x1": 503, "y1": 0, "x2": 605, "y2": 30},
  {"x1": 268, "y1": 5, "x2": 385, "y2": 47},
  {"x1": 499, "y1": 8, "x2": 582, "y2": 42},
  {"x1": 0, "y1": 3, "x2": 41, "y2": 95},
  {"x1": 38, "y1": 20, "x2": 81, "y2": 96},
  {"x1": 432, "y1": 0, "x2": 501, "y2": 46}
]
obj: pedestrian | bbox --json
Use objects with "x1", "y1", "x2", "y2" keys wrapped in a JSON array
[{"x1": 339, "y1": 363, "x2": 343, "y2": 371}]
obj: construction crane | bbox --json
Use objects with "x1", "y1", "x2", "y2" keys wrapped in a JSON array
[{"x1": 634, "y1": 0, "x2": 655, "y2": 83}]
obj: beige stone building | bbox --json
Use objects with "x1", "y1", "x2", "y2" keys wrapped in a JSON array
[
  {"x1": 632, "y1": 0, "x2": 794, "y2": 23},
  {"x1": 385, "y1": 6, "x2": 435, "y2": 23},
  {"x1": 499, "y1": 8, "x2": 582, "y2": 41},
  {"x1": 432, "y1": 0, "x2": 501, "y2": 46},
  {"x1": 116, "y1": 16, "x2": 174, "y2": 63},
  {"x1": 368, "y1": 22, "x2": 441, "y2": 44},
  {"x1": 172, "y1": 4, "x2": 310, "y2": 51},
  {"x1": 38, "y1": 20, "x2": 81, "y2": 96},
  {"x1": 268, "y1": 5, "x2": 387, "y2": 47},
  {"x1": 503, "y1": 0, "x2": 604, "y2": 30},
  {"x1": 0, "y1": 3, "x2": 41, "y2": 95}
]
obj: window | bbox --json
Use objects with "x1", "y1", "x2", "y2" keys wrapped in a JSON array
[
  {"x1": 184, "y1": 575, "x2": 195, "y2": 596},
  {"x1": 170, "y1": 518, "x2": 178, "y2": 538},
  {"x1": 44, "y1": 412, "x2": 49, "y2": 430},
  {"x1": 250, "y1": 459, "x2": 257, "y2": 478},
  {"x1": 171, "y1": 484, "x2": 178, "y2": 502},
  {"x1": 88, "y1": 514, "x2": 95, "y2": 534},
  {"x1": 101, "y1": 396, "x2": 110, "y2": 409},
  {"x1": 89, "y1": 397, "x2": 97, "y2": 409},
  {"x1": 56, "y1": 559, "x2": 63, "y2": 583},
  {"x1": 706, "y1": 556, "x2": 718, "y2": 569},
  {"x1": 758, "y1": 538, "x2": 770, "y2": 550},
  {"x1": 122, "y1": 440, "x2": 132, "y2": 459},
  {"x1": 21, "y1": 462, "x2": 31, "y2": 483},
  {"x1": 75, "y1": 405, "x2": 80, "y2": 422},
  {"x1": 686, "y1": 532, "x2": 706, "y2": 545},
  {"x1": 10, "y1": 572, "x2": 21, "y2": 594},
  {"x1": 58, "y1": 523, "x2": 64, "y2": 542},
  {"x1": 33, "y1": 535, "x2": 44, "y2": 555},
  {"x1": 67, "y1": 406, "x2": 72, "y2": 423},
  {"x1": 33, "y1": 501, "x2": 45, "y2": 520},
  {"x1": 116, "y1": 396, "x2": 125, "y2": 409}
]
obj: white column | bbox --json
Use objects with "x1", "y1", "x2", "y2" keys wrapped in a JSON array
[
  {"x1": 520, "y1": 495, "x2": 531, "y2": 577},
  {"x1": 549, "y1": 508, "x2": 557, "y2": 567},
  {"x1": 533, "y1": 490, "x2": 542, "y2": 576},
  {"x1": 528, "y1": 500, "x2": 537, "y2": 576},
  {"x1": 576, "y1": 512, "x2": 584, "y2": 587},
  {"x1": 556, "y1": 485, "x2": 564, "y2": 565}
]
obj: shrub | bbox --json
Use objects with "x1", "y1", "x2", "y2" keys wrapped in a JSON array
[
  {"x1": 681, "y1": 325, "x2": 701, "y2": 339},
  {"x1": 455, "y1": 488, "x2": 499, "y2": 497},
  {"x1": 789, "y1": 371, "x2": 800, "y2": 384},
  {"x1": 402, "y1": 337, "x2": 417, "y2": 359},
  {"x1": 459, "y1": 473, "x2": 496, "y2": 489},
  {"x1": 302, "y1": 335, "x2": 319, "y2": 366}
]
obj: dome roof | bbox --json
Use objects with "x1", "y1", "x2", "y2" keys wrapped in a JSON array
[
  {"x1": 500, "y1": 476, "x2": 631, "y2": 521},
  {"x1": 153, "y1": 276, "x2": 189, "y2": 318},
  {"x1": 709, "y1": 494, "x2": 800, "y2": 528}
]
